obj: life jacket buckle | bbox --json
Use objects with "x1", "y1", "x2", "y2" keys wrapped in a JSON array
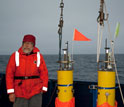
[{"x1": 24, "y1": 76, "x2": 28, "y2": 79}]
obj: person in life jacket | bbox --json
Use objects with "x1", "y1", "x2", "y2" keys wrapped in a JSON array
[{"x1": 6, "y1": 34, "x2": 48, "y2": 107}]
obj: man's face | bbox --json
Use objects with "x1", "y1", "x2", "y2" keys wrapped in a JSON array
[{"x1": 22, "y1": 42, "x2": 34, "y2": 54}]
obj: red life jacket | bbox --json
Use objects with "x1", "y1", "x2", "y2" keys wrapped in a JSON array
[{"x1": 6, "y1": 47, "x2": 48, "y2": 99}]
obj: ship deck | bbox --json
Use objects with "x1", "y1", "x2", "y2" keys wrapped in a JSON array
[{"x1": 0, "y1": 73, "x2": 124, "y2": 107}]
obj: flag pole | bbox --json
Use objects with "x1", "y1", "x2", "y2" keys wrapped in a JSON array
[{"x1": 71, "y1": 28, "x2": 75, "y2": 61}]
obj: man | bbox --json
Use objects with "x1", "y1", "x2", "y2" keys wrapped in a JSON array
[{"x1": 6, "y1": 34, "x2": 48, "y2": 107}]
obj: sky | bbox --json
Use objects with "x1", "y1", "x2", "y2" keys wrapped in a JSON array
[{"x1": 0, "y1": 0, "x2": 124, "y2": 55}]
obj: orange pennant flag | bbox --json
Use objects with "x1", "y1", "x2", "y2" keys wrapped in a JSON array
[{"x1": 73, "y1": 29, "x2": 91, "y2": 41}]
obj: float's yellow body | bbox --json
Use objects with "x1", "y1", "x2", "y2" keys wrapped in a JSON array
[
  {"x1": 57, "y1": 70, "x2": 73, "y2": 102},
  {"x1": 97, "y1": 71, "x2": 116, "y2": 106}
]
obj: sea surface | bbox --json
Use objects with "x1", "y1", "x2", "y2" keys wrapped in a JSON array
[{"x1": 0, "y1": 54, "x2": 124, "y2": 84}]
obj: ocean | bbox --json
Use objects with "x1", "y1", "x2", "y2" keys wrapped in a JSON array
[{"x1": 0, "y1": 54, "x2": 124, "y2": 84}]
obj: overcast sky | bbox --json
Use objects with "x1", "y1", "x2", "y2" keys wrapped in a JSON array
[{"x1": 0, "y1": 0, "x2": 124, "y2": 55}]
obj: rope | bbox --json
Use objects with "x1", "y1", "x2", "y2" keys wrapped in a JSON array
[
  {"x1": 97, "y1": 24, "x2": 104, "y2": 63},
  {"x1": 113, "y1": 53, "x2": 124, "y2": 104},
  {"x1": 97, "y1": 23, "x2": 100, "y2": 63},
  {"x1": 59, "y1": 34, "x2": 62, "y2": 62},
  {"x1": 46, "y1": 84, "x2": 57, "y2": 107},
  {"x1": 58, "y1": 0, "x2": 64, "y2": 69},
  {"x1": 104, "y1": 1, "x2": 124, "y2": 104}
]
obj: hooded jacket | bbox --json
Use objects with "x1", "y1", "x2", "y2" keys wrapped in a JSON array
[{"x1": 6, "y1": 47, "x2": 48, "y2": 99}]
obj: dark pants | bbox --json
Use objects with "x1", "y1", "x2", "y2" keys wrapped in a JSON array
[{"x1": 13, "y1": 93, "x2": 42, "y2": 107}]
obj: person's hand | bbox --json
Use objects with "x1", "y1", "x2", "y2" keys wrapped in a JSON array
[{"x1": 9, "y1": 93, "x2": 15, "y2": 103}]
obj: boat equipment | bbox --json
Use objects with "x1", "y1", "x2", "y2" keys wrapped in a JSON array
[
  {"x1": 97, "y1": 0, "x2": 124, "y2": 106},
  {"x1": 55, "y1": 0, "x2": 75, "y2": 107},
  {"x1": 55, "y1": 41, "x2": 74, "y2": 107},
  {"x1": 97, "y1": 39, "x2": 117, "y2": 107}
]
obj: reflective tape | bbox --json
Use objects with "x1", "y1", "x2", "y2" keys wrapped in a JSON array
[
  {"x1": 15, "y1": 51, "x2": 40, "y2": 67},
  {"x1": 7, "y1": 89, "x2": 14, "y2": 93},
  {"x1": 37, "y1": 52, "x2": 40, "y2": 67},
  {"x1": 15, "y1": 51, "x2": 19, "y2": 66},
  {"x1": 42, "y1": 86, "x2": 47, "y2": 91}
]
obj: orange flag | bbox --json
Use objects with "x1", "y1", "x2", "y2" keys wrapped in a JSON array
[{"x1": 73, "y1": 29, "x2": 91, "y2": 41}]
